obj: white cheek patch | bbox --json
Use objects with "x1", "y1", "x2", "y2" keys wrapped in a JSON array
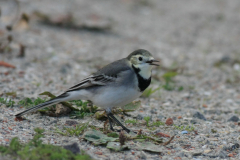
[{"x1": 135, "y1": 63, "x2": 153, "y2": 79}]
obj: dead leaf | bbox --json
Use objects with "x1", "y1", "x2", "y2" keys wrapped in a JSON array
[
  {"x1": 156, "y1": 132, "x2": 170, "y2": 138},
  {"x1": 83, "y1": 130, "x2": 118, "y2": 145},
  {"x1": 136, "y1": 142, "x2": 162, "y2": 153},
  {"x1": 55, "y1": 103, "x2": 71, "y2": 115},
  {"x1": 94, "y1": 151, "x2": 103, "y2": 155},
  {"x1": 94, "y1": 111, "x2": 106, "y2": 120},
  {"x1": 107, "y1": 142, "x2": 128, "y2": 151},
  {"x1": 15, "y1": 117, "x2": 24, "y2": 121},
  {"x1": 33, "y1": 11, "x2": 111, "y2": 32},
  {"x1": 0, "y1": 61, "x2": 16, "y2": 68},
  {"x1": 39, "y1": 91, "x2": 56, "y2": 98},
  {"x1": 6, "y1": 91, "x2": 17, "y2": 97},
  {"x1": 122, "y1": 101, "x2": 141, "y2": 112},
  {"x1": 14, "y1": 13, "x2": 29, "y2": 31}
]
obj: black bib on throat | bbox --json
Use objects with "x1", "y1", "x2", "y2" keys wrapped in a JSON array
[{"x1": 132, "y1": 65, "x2": 151, "y2": 92}]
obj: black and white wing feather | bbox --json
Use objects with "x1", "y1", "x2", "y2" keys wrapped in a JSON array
[
  {"x1": 66, "y1": 74, "x2": 116, "y2": 92},
  {"x1": 66, "y1": 58, "x2": 131, "y2": 92}
]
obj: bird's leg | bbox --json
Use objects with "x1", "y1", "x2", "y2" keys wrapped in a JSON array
[
  {"x1": 107, "y1": 113, "x2": 122, "y2": 132},
  {"x1": 107, "y1": 114, "x2": 115, "y2": 131},
  {"x1": 106, "y1": 108, "x2": 126, "y2": 132},
  {"x1": 108, "y1": 112, "x2": 130, "y2": 133}
]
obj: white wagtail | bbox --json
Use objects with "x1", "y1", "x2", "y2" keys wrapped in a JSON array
[{"x1": 15, "y1": 49, "x2": 159, "y2": 133}]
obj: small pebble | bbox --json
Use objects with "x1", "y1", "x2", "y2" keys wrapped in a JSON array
[
  {"x1": 228, "y1": 116, "x2": 239, "y2": 122},
  {"x1": 63, "y1": 142, "x2": 80, "y2": 154},
  {"x1": 193, "y1": 112, "x2": 206, "y2": 121},
  {"x1": 165, "y1": 118, "x2": 173, "y2": 125},
  {"x1": 181, "y1": 131, "x2": 188, "y2": 134}
]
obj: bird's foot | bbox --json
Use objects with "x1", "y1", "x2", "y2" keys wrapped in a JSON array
[{"x1": 109, "y1": 126, "x2": 131, "y2": 133}]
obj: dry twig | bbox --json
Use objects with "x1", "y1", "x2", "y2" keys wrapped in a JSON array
[
  {"x1": 119, "y1": 130, "x2": 126, "y2": 146},
  {"x1": 163, "y1": 136, "x2": 174, "y2": 146}
]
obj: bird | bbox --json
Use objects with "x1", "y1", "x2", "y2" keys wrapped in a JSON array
[{"x1": 15, "y1": 49, "x2": 159, "y2": 133}]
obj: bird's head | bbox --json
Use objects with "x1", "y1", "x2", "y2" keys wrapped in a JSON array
[{"x1": 127, "y1": 49, "x2": 159, "y2": 79}]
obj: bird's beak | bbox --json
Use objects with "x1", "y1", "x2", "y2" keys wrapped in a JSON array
[{"x1": 146, "y1": 59, "x2": 160, "y2": 66}]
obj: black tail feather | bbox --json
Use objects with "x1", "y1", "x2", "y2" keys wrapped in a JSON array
[{"x1": 15, "y1": 98, "x2": 59, "y2": 117}]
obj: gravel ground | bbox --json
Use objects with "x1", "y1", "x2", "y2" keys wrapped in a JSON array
[{"x1": 1, "y1": 0, "x2": 240, "y2": 159}]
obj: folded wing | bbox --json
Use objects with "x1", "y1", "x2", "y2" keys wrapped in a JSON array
[{"x1": 66, "y1": 74, "x2": 116, "y2": 92}]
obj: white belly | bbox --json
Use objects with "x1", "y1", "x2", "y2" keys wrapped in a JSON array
[{"x1": 91, "y1": 86, "x2": 141, "y2": 109}]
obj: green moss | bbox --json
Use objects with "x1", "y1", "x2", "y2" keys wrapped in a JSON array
[
  {"x1": 161, "y1": 71, "x2": 183, "y2": 91},
  {"x1": 144, "y1": 116, "x2": 151, "y2": 127},
  {"x1": 107, "y1": 132, "x2": 119, "y2": 138},
  {"x1": 55, "y1": 122, "x2": 89, "y2": 136},
  {"x1": 18, "y1": 97, "x2": 47, "y2": 108},
  {"x1": 141, "y1": 87, "x2": 160, "y2": 98},
  {"x1": 125, "y1": 119, "x2": 137, "y2": 125},
  {"x1": 151, "y1": 121, "x2": 165, "y2": 127},
  {"x1": 70, "y1": 101, "x2": 98, "y2": 119},
  {"x1": 0, "y1": 128, "x2": 92, "y2": 160},
  {"x1": 0, "y1": 97, "x2": 15, "y2": 107}
]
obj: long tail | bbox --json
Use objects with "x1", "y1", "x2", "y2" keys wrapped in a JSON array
[{"x1": 15, "y1": 93, "x2": 69, "y2": 117}]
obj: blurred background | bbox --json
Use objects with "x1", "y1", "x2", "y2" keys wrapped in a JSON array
[
  {"x1": 1, "y1": 0, "x2": 240, "y2": 97},
  {"x1": 2, "y1": 1, "x2": 240, "y2": 158}
]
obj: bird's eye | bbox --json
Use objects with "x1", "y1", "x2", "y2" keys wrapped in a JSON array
[{"x1": 138, "y1": 57, "x2": 143, "y2": 61}]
